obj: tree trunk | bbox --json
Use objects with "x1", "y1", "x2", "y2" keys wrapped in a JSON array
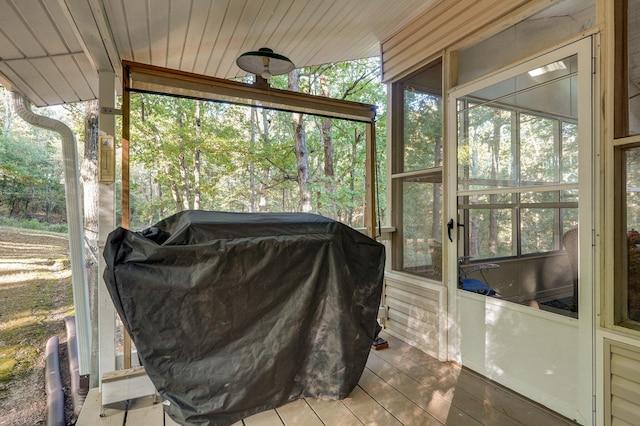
[
  {"x1": 194, "y1": 101, "x2": 202, "y2": 210},
  {"x1": 165, "y1": 162, "x2": 182, "y2": 211},
  {"x1": 176, "y1": 110, "x2": 191, "y2": 210},
  {"x1": 249, "y1": 108, "x2": 258, "y2": 212},
  {"x1": 178, "y1": 153, "x2": 190, "y2": 210},
  {"x1": 320, "y1": 75, "x2": 336, "y2": 218},
  {"x1": 258, "y1": 109, "x2": 272, "y2": 212},
  {"x1": 81, "y1": 100, "x2": 99, "y2": 304},
  {"x1": 82, "y1": 100, "x2": 99, "y2": 243},
  {"x1": 1, "y1": 89, "x2": 15, "y2": 137},
  {"x1": 156, "y1": 178, "x2": 164, "y2": 219},
  {"x1": 488, "y1": 111, "x2": 502, "y2": 257},
  {"x1": 288, "y1": 69, "x2": 312, "y2": 212}
]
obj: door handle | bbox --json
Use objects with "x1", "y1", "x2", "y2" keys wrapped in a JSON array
[{"x1": 447, "y1": 219, "x2": 464, "y2": 242}]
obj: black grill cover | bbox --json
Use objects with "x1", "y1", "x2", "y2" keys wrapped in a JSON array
[{"x1": 103, "y1": 211, "x2": 384, "y2": 425}]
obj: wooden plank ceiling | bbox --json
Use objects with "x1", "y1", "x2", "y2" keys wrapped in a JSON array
[{"x1": 0, "y1": 0, "x2": 435, "y2": 107}]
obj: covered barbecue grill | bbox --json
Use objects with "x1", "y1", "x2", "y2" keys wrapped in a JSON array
[{"x1": 103, "y1": 210, "x2": 385, "y2": 425}]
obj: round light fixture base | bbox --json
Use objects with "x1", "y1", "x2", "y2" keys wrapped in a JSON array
[{"x1": 236, "y1": 48, "x2": 294, "y2": 80}]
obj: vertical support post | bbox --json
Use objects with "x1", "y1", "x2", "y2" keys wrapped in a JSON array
[
  {"x1": 365, "y1": 120, "x2": 377, "y2": 239},
  {"x1": 121, "y1": 64, "x2": 132, "y2": 369},
  {"x1": 98, "y1": 70, "x2": 117, "y2": 384}
]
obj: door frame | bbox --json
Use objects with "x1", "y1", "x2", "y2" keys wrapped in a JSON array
[{"x1": 444, "y1": 36, "x2": 595, "y2": 424}]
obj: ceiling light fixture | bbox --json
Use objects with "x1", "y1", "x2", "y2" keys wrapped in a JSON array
[
  {"x1": 236, "y1": 48, "x2": 295, "y2": 80},
  {"x1": 528, "y1": 61, "x2": 567, "y2": 77}
]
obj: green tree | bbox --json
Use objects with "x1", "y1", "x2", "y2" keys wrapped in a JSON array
[{"x1": 126, "y1": 58, "x2": 387, "y2": 229}]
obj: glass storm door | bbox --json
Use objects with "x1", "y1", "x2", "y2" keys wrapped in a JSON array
[{"x1": 447, "y1": 38, "x2": 594, "y2": 425}]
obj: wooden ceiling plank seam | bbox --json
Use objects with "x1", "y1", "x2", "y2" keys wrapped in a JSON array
[
  {"x1": 145, "y1": 0, "x2": 156, "y2": 66},
  {"x1": 0, "y1": 0, "x2": 47, "y2": 58},
  {"x1": 205, "y1": 0, "x2": 248, "y2": 76},
  {"x1": 213, "y1": 0, "x2": 260, "y2": 78},
  {"x1": 284, "y1": 0, "x2": 341, "y2": 68},
  {"x1": 261, "y1": 0, "x2": 307, "y2": 53},
  {"x1": 296, "y1": 1, "x2": 360, "y2": 66},
  {"x1": 39, "y1": 56, "x2": 83, "y2": 103},
  {"x1": 293, "y1": 0, "x2": 363, "y2": 67},
  {"x1": 252, "y1": 0, "x2": 296, "y2": 51},
  {"x1": 196, "y1": 0, "x2": 231, "y2": 76},
  {"x1": 57, "y1": 0, "x2": 121, "y2": 91},
  {"x1": 318, "y1": 1, "x2": 379, "y2": 61},
  {"x1": 123, "y1": 0, "x2": 151, "y2": 64},
  {"x1": 180, "y1": 0, "x2": 214, "y2": 73},
  {"x1": 341, "y1": 32, "x2": 379, "y2": 64},
  {"x1": 311, "y1": 0, "x2": 382, "y2": 65},
  {"x1": 298, "y1": 0, "x2": 379, "y2": 66},
  {"x1": 192, "y1": 2, "x2": 222, "y2": 74},
  {"x1": 73, "y1": 52, "x2": 99, "y2": 100},
  {"x1": 0, "y1": 28, "x2": 25, "y2": 60},
  {"x1": 230, "y1": 0, "x2": 297, "y2": 78},
  {"x1": 278, "y1": 0, "x2": 328, "y2": 56},
  {"x1": 362, "y1": 2, "x2": 406, "y2": 41},
  {"x1": 101, "y1": 0, "x2": 132, "y2": 61},
  {"x1": 383, "y1": 0, "x2": 527, "y2": 81},
  {"x1": 330, "y1": 0, "x2": 410, "y2": 62},
  {"x1": 7, "y1": 60, "x2": 63, "y2": 105},
  {"x1": 166, "y1": 0, "x2": 192, "y2": 70},
  {"x1": 367, "y1": 1, "x2": 427, "y2": 41},
  {"x1": 12, "y1": 0, "x2": 68, "y2": 56},
  {"x1": 0, "y1": 52, "x2": 85, "y2": 63},
  {"x1": 309, "y1": 24, "x2": 379, "y2": 69},
  {"x1": 30, "y1": 57, "x2": 79, "y2": 103},
  {"x1": 0, "y1": 63, "x2": 46, "y2": 106},
  {"x1": 42, "y1": 0, "x2": 85, "y2": 53},
  {"x1": 51, "y1": 54, "x2": 94, "y2": 101},
  {"x1": 145, "y1": 0, "x2": 170, "y2": 68},
  {"x1": 227, "y1": 0, "x2": 282, "y2": 79}
]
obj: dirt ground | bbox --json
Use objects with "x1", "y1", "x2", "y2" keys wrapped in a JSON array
[{"x1": 0, "y1": 228, "x2": 75, "y2": 425}]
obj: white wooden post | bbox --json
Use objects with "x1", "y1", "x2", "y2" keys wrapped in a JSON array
[{"x1": 97, "y1": 70, "x2": 117, "y2": 384}]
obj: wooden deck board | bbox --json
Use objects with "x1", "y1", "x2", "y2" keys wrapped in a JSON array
[
  {"x1": 242, "y1": 408, "x2": 284, "y2": 426},
  {"x1": 125, "y1": 400, "x2": 164, "y2": 426},
  {"x1": 305, "y1": 397, "x2": 364, "y2": 425},
  {"x1": 76, "y1": 332, "x2": 577, "y2": 425},
  {"x1": 275, "y1": 399, "x2": 324, "y2": 425},
  {"x1": 342, "y1": 385, "x2": 404, "y2": 425},
  {"x1": 366, "y1": 351, "x2": 481, "y2": 425},
  {"x1": 358, "y1": 368, "x2": 442, "y2": 426},
  {"x1": 76, "y1": 385, "x2": 124, "y2": 425}
]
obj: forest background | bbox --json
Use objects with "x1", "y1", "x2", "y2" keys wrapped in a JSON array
[{"x1": 0, "y1": 57, "x2": 387, "y2": 235}]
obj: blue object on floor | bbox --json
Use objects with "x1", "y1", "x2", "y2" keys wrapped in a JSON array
[{"x1": 461, "y1": 278, "x2": 498, "y2": 296}]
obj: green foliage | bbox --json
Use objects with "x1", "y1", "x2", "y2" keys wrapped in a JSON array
[
  {"x1": 0, "y1": 216, "x2": 68, "y2": 233},
  {"x1": 0, "y1": 134, "x2": 66, "y2": 223},
  {"x1": 127, "y1": 58, "x2": 387, "y2": 229},
  {"x1": 459, "y1": 100, "x2": 580, "y2": 259},
  {"x1": 0, "y1": 87, "x2": 81, "y2": 226},
  {"x1": 403, "y1": 89, "x2": 442, "y2": 170}
]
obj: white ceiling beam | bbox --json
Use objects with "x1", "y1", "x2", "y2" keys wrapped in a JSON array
[{"x1": 57, "y1": 0, "x2": 122, "y2": 90}]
